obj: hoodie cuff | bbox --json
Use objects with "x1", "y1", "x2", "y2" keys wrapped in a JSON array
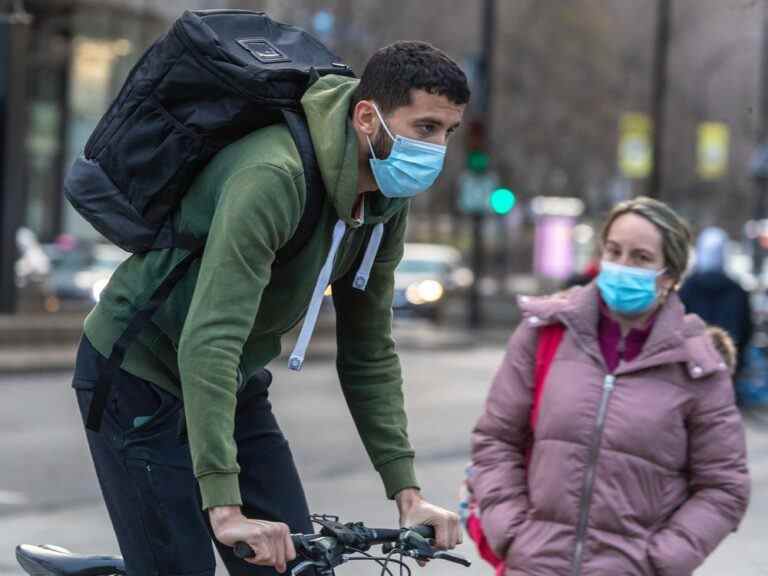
[
  {"x1": 379, "y1": 457, "x2": 419, "y2": 499},
  {"x1": 198, "y1": 473, "x2": 243, "y2": 510}
]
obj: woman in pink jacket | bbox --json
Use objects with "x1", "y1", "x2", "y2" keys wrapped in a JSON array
[{"x1": 471, "y1": 197, "x2": 750, "y2": 575}]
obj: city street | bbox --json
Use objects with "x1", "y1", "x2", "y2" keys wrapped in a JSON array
[{"x1": 1, "y1": 322, "x2": 768, "y2": 575}]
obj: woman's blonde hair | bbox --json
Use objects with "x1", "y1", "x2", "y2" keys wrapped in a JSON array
[{"x1": 600, "y1": 196, "x2": 692, "y2": 283}]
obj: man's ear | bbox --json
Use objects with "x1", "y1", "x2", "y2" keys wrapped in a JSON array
[{"x1": 352, "y1": 100, "x2": 378, "y2": 137}]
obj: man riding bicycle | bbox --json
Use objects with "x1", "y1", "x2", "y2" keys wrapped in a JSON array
[{"x1": 71, "y1": 39, "x2": 470, "y2": 575}]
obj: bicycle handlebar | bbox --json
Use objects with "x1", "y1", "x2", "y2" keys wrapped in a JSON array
[
  {"x1": 232, "y1": 517, "x2": 469, "y2": 574},
  {"x1": 233, "y1": 524, "x2": 435, "y2": 559}
]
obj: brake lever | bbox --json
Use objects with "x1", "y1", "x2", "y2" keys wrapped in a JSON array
[
  {"x1": 400, "y1": 530, "x2": 434, "y2": 556},
  {"x1": 433, "y1": 551, "x2": 472, "y2": 567},
  {"x1": 291, "y1": 559, "x2": 325, "y2": 576}
]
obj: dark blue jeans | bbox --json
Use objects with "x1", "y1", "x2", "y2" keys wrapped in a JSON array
[{"x1": 72, "y1": 337, "x2": 314, "y2": 576}]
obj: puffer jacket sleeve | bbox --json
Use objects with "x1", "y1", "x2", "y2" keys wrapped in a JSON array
[
  {"x1": 471, "y1": 320, "x2": 538, "y2": 558},
  {"x1": 647, "y1": 370, "x2": 750, "y2": 575}
]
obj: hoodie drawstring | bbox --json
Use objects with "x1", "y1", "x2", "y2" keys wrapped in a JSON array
[
  {"x1": 288, "y1": 220, "x2": 387, "y2": 371},
  {"x1": 289, "y1": 220, "x2": 347, "y2": 370},
  {"x1": 353, "y1": 223, "x2": 384, "y2": 290}
]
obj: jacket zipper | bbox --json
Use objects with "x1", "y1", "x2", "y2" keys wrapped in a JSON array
[{"x1": 571, "y1": 373, "x2": 615, "y2": 576}]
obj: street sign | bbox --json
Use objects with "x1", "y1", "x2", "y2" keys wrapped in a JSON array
[
  {"x1": 697, "y1": 122, "x2": 729, "y2": 180},
  {"x1": 618, "y1": 113, "x2": 652, "y2": 179},
  {"x1": 458, "y1": 170, "x2": 498, "y2": 214}
]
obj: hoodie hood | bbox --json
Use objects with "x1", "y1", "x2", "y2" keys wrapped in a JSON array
[{"x1": 301, "y1": 75, "x2": 407, "y2": 226}]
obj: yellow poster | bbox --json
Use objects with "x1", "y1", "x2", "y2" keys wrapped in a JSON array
[
  {"x1": 618, "y1": 113, "x2": 652, "y2": 179},
  {"x1": 697, "y1": 122, "x2": 729, "y2": 180}
]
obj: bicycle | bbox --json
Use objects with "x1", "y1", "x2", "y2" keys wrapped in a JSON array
[{"x1": 15, "y1": 514, "x2": 471, "y2": 576}]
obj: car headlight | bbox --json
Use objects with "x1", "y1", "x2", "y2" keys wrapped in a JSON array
[{"x1": 405, "y1": 280, "x2": 444, "y2": 305}]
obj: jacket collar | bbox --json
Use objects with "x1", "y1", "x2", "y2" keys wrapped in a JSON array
[{"x1": 518, "y1": 282, "x2": 727, "y2": 379}]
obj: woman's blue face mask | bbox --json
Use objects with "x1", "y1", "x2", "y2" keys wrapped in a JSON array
[
  {"x1": 597, "y1": 261, "x2": 666, "y2": 315},
  {"x1": 367, "y1": 103, "x2": 447, "y2": 199}
]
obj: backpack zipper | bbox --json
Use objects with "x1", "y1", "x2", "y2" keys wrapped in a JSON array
[{"x1": 571, "y1": 373, "x2": 615, "y2": 576}]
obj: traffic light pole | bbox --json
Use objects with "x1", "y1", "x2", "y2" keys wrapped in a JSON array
[
  {"x1": 649, "y1": 0, "x2": 671, "y2": 199},
  {"x1": 751, "y1": 1, "x2": 768, "y2": 281},
  {"x1": 467, "y1": 0, "x2": 495, "y2": 329},
  {"x1": 469, "y1": 214, "x2": 484, "y2": 328}
]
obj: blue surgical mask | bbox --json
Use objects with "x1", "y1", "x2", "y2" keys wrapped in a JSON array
[
  {"x1": 597, "y1": 261, "x2": 666, "y2": 315},
  {"x1": 368, "y1": 104, "x2": 447, "y2": 198}
]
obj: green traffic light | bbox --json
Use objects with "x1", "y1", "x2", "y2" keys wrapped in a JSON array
[
  {"x1": 468, "y1": 150, "x2": 490, "y2": 173},
  {"x1": 489, "y1": 188, "x2": 516, "y2": 214}
]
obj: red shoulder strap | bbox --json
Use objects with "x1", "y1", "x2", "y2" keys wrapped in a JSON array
[{"x1": 530, "y1": 323, "x2": 565, "y2": 430}]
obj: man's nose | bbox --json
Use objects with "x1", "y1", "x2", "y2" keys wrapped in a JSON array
[{"x1": 432, "y1": 131, "x2": 450, "y2": 146}]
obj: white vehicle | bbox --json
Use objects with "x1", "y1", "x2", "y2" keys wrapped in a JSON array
[{"x1": 392, "y1": 243, "x2": 473, "y2": 323}]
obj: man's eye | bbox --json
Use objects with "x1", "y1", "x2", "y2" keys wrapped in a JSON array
[{"x1": 418, "y1": 124, "x2": 436, "y2": 135}]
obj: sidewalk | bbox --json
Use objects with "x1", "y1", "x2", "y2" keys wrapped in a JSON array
[
  {"x1": 0, "y1": 312, "x2": 85, "y2": 373},
  {"x1": 0, "y1": 315, "x2": 512, "y2": 374}
]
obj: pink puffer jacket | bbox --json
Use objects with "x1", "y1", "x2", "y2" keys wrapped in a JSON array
[{"x1": 471, "y1": 284, "x2": 750, "y2": 576}]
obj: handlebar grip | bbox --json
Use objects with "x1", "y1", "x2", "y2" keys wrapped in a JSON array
[
  {"x1": 408, "y1": 525, "x2": 435, "y2": 540},
  {"x1": 233, "y1": 541, "x2": 255, "y2": 559},
  {"x1": 234, "y1": 535, "x2": 304, "y2": 560}
]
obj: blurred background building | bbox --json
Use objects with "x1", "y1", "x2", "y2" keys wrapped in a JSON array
[{"x1": 4, "y1": 0, "x2": 768, "y2": 313}]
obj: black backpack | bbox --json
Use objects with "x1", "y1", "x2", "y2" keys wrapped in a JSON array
[{"x1": 66, "y1": 9, "x2": 355, "y2": 431}]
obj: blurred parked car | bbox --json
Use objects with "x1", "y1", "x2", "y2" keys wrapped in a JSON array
[
  {"x1": 15, "y1": 227, "x2": 51, "y2": 289},
  {"x1": 43, "y1": 241, "x2": 129, "y2": 311},
  {"x1": 392, "y1": 243, "x2": 473, "y2": 323}
]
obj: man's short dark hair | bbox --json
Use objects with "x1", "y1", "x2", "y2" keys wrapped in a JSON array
[{"x1": 352, "y1": 41, "x2": 470, "y2": 114}]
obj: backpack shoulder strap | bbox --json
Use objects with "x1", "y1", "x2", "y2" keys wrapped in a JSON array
[
  {"x1": 530, "y1": 323, "x2": 565, "y2": 430},
  {"x1": 86, "y1": 109, "x2": 325, "y2": 431},
  {"x1": 86, "y1": 243, "x2": 205, "y2": 431},
  {"x1": 274, "y1": 109, "x2": 326, "y2": 266}
]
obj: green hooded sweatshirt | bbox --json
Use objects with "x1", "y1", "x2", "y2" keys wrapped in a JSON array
[{"x1": 83, "y1": 75, "x2": 418, "y2": 509}]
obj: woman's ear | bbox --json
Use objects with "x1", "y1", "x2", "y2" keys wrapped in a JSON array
[{"x1": 660, "y1": 274, "x2": 676, "y2": 297}]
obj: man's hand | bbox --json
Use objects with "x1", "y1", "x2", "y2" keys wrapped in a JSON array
[
  {"x1": 209, "y1": 506, "x2": 296, "y2": 573},
  {"x1": 395, "y1": 488, "x2": 463, "y2": 550}
]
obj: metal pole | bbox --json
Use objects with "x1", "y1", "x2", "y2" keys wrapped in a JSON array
[
  {"x1": 752, "y1": 1, "x2": 768, "y2": 280},
  {"x1": 0, "y1": 10, "x2": 31, "y2": 314},
  {"x1": 468, "y1": 0, "x2": 495, "y2": 329},
  {"x1": 649, "y1": 0, "x2": 671, "y2": 199},
  {"x1": 481, "y1": 0, "x2": 494, "y2": 119}
]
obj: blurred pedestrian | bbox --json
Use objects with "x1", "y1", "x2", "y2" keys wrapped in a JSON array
[
  {"x1": 471, "y1": 196, "x2": 750, "y2": 575},
  {"x1": 680, "y1": 226, "x2": 753, "y2": 376},
  {"x1": 563, "y1": 259, "x2": 599, "y2": 289}
]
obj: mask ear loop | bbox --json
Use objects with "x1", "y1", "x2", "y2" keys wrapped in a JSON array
[
  {"x1": 366, "y1": 134, "x2": 377, "y2": 159},
  {"x1": 371, "y1": 102, "x2": 396, "y2": 142}
]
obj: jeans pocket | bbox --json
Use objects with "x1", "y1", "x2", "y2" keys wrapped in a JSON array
[{"x1": 73, "y1": 382, "x2": 131, "y2": 437}]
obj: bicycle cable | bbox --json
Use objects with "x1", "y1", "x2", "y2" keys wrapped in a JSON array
[{"x1": 345, "y1": 546, "x2": 403, "y2": 576}]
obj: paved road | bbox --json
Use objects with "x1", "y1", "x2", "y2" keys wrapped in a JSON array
[{"x1": 1, "y1": 322, "x2": 767, "y2": 575}]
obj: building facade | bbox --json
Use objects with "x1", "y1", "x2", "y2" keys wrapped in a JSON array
[{"x1": 13, "y1": 0, "x2": 768, "y2": 245}]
